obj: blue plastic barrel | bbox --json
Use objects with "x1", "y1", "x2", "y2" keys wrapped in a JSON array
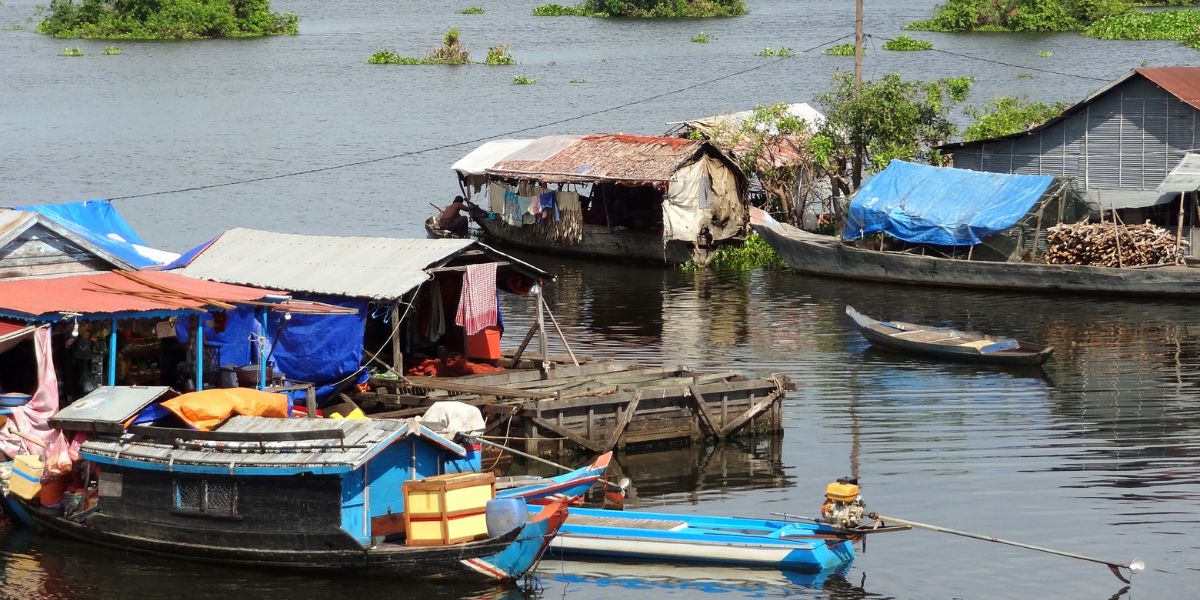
[{"x1": 486, "y1": 497, "x2": 528, "y2": 537}]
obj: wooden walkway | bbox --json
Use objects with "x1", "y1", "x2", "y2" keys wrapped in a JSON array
[{"x1": 360, "y1": 356, "x2": 790, "y2": 456}]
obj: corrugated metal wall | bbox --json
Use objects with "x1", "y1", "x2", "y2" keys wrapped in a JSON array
[{"x1": 949, "y1": 77, "x2": 1198, "y2": 193}]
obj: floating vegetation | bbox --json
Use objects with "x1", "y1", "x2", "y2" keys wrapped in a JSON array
[
  {"x1": 758, "y1": 47, "x2": 793, "y2": 57},
  {"x1": 369, "y1": 28, "x2": 472, "y2": 65},
  {"x1": 513, "y1": 75, "x2": 535, "y2": 85},
  {"x1": 683, "y1": 234, "x2": 785, "y2": 271},
  {"x1": 486, "y1": 43, "x2": 514, "y2": 65},
  {"x1": 1018, "y1": 71, "x2": 1033, "y2": 78},
  {"x1": 38, "y1": 0, "x2": 299, "y2": 39},
  {"x1": 2, "y1": 23, "x2": 26, "y2": 31},
  {"x1": 691, "y1": 31, "x2": 710, "y2": 43},
  {"x1": 1084, "y1": 9, "x2": 1200, "y2": 47},
  {"x1": 102, "y1": 46, "x2": 122, "y2": 55},
  {"x1": 534, "y1": 0, "x2": 745, "y2": 17},
  {"x1": 882, "y1": 34, "x2": 932, "y2": 50},
  {"x1": 823, "y1": 43, "x2": 857, "y2": 56},
  {"x1": 60, "y1": 46, "x2": 84, "y2": 56},
  {"x1": 1037, "y1": 49, "x2": 1053, "y2": 57},
  {"x1": 568, "y1": 78, "x2": 586, "y2": 83},
  {"x1": 459, "y1": 6, "x2": 485, "y2": 14}
]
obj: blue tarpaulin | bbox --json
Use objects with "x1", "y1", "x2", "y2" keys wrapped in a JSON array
[
  {"x1": 844, "y1": 160, "x2": 1055, "y2": 246},
  {"x1": 18, "y1": 199, "x2": 177, "y2": 267}
]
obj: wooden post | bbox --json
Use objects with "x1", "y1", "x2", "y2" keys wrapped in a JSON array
[
  {"x1": 1031, "y1": 204, "x2": 1046, "y2": 263},
  {"x1": 390, "y1": 300, "x2": 403, "y2": 375},
  {"x1": 534, "y1": 284, "x2": 548, "y2": 369},
  {"x1": 1112, "y1": 196, "x2": 1123, "y2": 268},
  {"x1": 542, "y1": 295, "x2": 579, "y2": 366},
  {"x1": 1176, "y1": 191, "x2": 1187, "y2": 264},
  {"x1": 306, "y1": 384, "x2": 316, "y2": 419},
  {"x1": 509, "y1": 323, "x2": 537, "y2": 367}
]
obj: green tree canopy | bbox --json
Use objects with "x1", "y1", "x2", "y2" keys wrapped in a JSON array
[
  {"x1": 963, "y1": 96, "x2": 1070, "y2": 141},
  {"x1": 39, "y1": 0, "x2": 298, "y2": 39}
]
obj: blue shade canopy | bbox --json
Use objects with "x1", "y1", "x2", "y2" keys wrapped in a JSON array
[
  {"x1": 18, "y1": 199, "x2": 177, "y2": 267},
  {"x1": 844, "y1": 160, "x2": 1055, "y2": 246}
]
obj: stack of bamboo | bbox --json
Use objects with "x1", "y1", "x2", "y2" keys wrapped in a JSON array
[{"x1": 1044, "y1": 221, "x2": 1186, "y2": 267}]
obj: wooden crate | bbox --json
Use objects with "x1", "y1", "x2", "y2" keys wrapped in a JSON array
[
  {"x1": 9, "y1": 454, "x2": 43, "y2": 501},
  {"x1": 403, "y1": 472, "x2": 495, "y2": 546}
]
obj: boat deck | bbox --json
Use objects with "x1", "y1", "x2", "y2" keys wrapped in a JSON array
[{"x1": 566, "y1": 514, "x2": 687, "y2": 531}]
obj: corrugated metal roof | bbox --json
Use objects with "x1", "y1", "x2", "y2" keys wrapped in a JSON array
[
  {"x1": 1158, "y1": 152, "x2": 1200, "y2": 192},
  {"x1": 0, "y1": 209, "x2": 137, "y2": 272},
  {"x1": 452, "y1": 139, "x2": 536, "y2": 176},
  {"x1": 178, "y1": 228, "x2": 550, "y2": 300},
  {"x1": 941, "y1": 67, "x2": 1200, "y2": 151},
  {"x1": 489, "y1": 134, "x2": 706, "y2": 183},
  {"x1": 80, "y1": 416, "x2": 465, "y2": 472},
  {"x1": 51, "y1": 386, "x2": 175, "y2": 434},
  {"x1": 0, "y1": 270, "x2": 278, "y2": 321},
  {"x1": 1138, "y1": 67, "x2": 1200, "y2": 111}
]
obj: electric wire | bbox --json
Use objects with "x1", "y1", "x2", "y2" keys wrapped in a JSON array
[
  {"x1": 867, "y1": 33, "x2": 1111, "y2": 82},
  {"x1": 108, "y1": 32, "x2": 856, "y2": 202}
]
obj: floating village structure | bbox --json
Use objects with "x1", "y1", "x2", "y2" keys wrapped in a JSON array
[{"x1": 454, "y1": 134, "x2": 750, "y2": 265}]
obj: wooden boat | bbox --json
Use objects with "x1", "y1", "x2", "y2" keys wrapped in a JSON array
[
  {"x1": 497, "y1": 451, "x2": 612, "y2": 505},
  {"x1": 845, "y1": 306, "x2": 1054, "y2": 366},
  {"x1": 751, "y1": 208, "x2": 1200, "y2": 298},
  {"x1": 16, "y1": 410, "x2": 565, "y2": 581},
  {"x1": 471, "y1": 210, "x2": 706, "y2": 264},
  {"x1": 542, "y1": 507, "x2": 864, "y2": 572},
  {"x1": 425, "y1": 215, "x2": 464, "y2": 239}
]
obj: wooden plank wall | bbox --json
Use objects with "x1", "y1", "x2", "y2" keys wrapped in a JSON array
[{"x1": 0, "y1": 225, "x2": 111, "y2": 279}]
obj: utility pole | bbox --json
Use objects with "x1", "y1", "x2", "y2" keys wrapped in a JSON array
[{"x1": 852, "y1": 0, "x2": 864, "y2": 189}]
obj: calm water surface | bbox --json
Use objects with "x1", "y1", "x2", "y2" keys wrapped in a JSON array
[{"x1": 1, "y1": 1, "x2": 1199, "y2": 599}]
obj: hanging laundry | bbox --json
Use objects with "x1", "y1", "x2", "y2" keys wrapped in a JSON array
[
  {"x1": 489, "y1": 184, "x2": 507, "y2": 215},
  {"x1": 455, "y1": 263, "x2": 498, "y2": 335},
  {"x1": 504, "y1": 190, "x2": 521, "y2": 225},
  {"x1": 425, "y1": 284, "x2": 445, "y2": 342},
  {"x1": 539, "y1": 191, "x2": 558, "y2": 221}
]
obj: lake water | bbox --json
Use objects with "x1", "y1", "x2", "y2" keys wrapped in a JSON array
[{"x1": 1, "y1": 1, "x2": 1198, "y2": 599}]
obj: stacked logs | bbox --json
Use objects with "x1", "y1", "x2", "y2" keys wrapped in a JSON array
[{"x1": 1044, "y1": 221, "x2": 1186, "y2": 267}]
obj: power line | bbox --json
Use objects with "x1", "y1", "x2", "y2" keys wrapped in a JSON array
[
  {"x1": 867, "y1": 33, "x2": 1111, "y2": 82},
  {"x1": 109, "y1": 32, "x2": 855, "y2": 202}
]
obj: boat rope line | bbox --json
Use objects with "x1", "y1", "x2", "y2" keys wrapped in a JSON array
[
  {"x1": 106, "y1": 32, "x2": 856, "y2": 202},
  {"x1": 866, "y1": 34, "x2": 1111, "y2": 82}
]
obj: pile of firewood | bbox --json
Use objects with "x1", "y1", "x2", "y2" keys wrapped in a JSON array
[{"x1": 1044, "y1": 221, "x2": 1186, "y2": 267}]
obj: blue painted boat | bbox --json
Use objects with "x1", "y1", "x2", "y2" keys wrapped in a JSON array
[
  {"x1": 497, "y1": 451, "x2": 612, "y2": 505},
  {"x1": 543, "y1": 507, "x2": 858, "y2": 572}
]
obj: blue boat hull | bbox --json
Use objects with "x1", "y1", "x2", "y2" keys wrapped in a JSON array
[
  {"x1": 497, "y1": 451, "x2": 611, "y2": 505},
  {"x1": 543, "y1": 507, "x2": 856, "y2": 572}
]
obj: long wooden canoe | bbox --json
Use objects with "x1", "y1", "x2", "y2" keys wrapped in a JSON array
[
  {"x1": 846, "y1": 306, "x2": 1053, "y2": 366},
  {"x1": 751, "y1": 209, "x2": 1200, "y2": 298}
]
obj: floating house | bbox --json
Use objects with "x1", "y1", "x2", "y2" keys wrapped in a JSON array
[
  {"x1": 453, "y1": 134, "x2": 750, "y2": 265},
  {"x1": 171, "y1": 229, "x2": 551, "y2": 397},
  {"x1": 939, "y1": 67, "x2": 1200, "y2": 251}
]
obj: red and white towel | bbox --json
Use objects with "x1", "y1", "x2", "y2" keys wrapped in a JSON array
[{"x1": 455, "y1": 262, "x2": 498, "y2": 335}]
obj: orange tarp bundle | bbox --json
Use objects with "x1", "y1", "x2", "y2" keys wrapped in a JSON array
[
  {"x1": 160, "y1": 388, "x2": 289, "y2": 431},
  {"x1": 406, "y1": 356, "x2": 504, "y2": 377}
]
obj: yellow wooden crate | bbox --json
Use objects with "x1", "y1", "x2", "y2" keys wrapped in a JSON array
[
  {"x1": 403, "y1": 472, "x2": 495, "y2": 546},
  {"x1": 9, "y1": 455, "x2": 43, "y2": 501}
]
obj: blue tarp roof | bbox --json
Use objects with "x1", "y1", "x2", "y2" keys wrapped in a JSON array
[
  {"x1": 18, "y1": 199, "x2": 177, "y2": 268},
  {"x1": 844, "y1": 160, "x2": 1056, "y2": 246}
]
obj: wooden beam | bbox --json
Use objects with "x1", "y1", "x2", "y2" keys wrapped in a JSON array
[
  {"x1": 603, "y1": 390, "x2": 642, "y2": 451},
  {"x1": 720, "y1": 388, "x2": 783, "y2": 437},
  {"x1": 529, "y1": 416, "x2": 606, "y2": 453},
  {"x1": 403, "y1": 377, "x2": 554, "y2": 400},
  {"x1": 509, "y1": 322, "x2": 538, "y2": 368},
  {"x1": 689, "y1": 383, "x2": 726, "y2": 441}
]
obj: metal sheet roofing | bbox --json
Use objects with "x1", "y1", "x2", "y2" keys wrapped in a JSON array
[
  {"x1": 489, "y1": 134, "x2": 706, "y2": 183},
  {"x1": 177, "y1": 228, "x2": 550, "y2": 300},
  {"x1": 0, "y1": 270, "x2": 278, "y2": 321},
  {"x1": 79, "y1": 416, "x2": 465, "y2": 473},
  {"x1": 0, "y1": 209, "x2": 137, "y2": 272},
  {"x1": 51, "y1": 386, "x2": 175, "y2": 434},
  {"x1": 452, "y1": 139, "x2": 536, "y2": 176},
  {"x1": 1158, "y1": 152, "x2": 1200, "y2": 192}
]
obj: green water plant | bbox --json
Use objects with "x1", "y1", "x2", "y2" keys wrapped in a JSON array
[
  {"x1": 681, "y1": 234, "x2": 785, "y2": 271},
  {"x1": 513, "y1": 74, "x2": 535, "y2": 85},
  {"x1": 368, "y1": 28, "x2": 472, "y2": 65},
  {"x1": 1018, "y1": 71, "x2": 1033, "y2": 78},
  {"x1": 2, "y1": 23, "x2": 26, "y2": 30},
  {"x1": 485, "y1": 43, "x2": 513, "y2": 65},
  {"x1": 823, "y1": 43, "x2": 857, "y2": 56},
  {"x1": 60, "y1": 46, "x2": 83, "y2": 56},
  {"x1": 534, "y1": 0, "x2": 745, "y2": 18},
  {"x1": 1084, "y1": 8, "x2": 1200, "y2": 46},
  {"x1": 882, "y1": 34, "x2": 932, "y2": 50},
  {"x1": 758, "y1": 47, "x2": 792, "y2": 57},
  {"x1": 38, "y1": 0, "x2": 299, "y2": 40},
  {"x1": 568, "y1": 78, "x2": 586, "y2": 83},
  {"x1": 691, "y1": 31, "x2": 710, "y2": 43},
  {"x1": 458, "y1": 6, "x2": 484, "y2": 14},
  {"x1": 1037, "y1": 49, "x2": 1053, "y2": 57},
  {"x1": 102, "y1": 45, "x2": 121, "y2": 54}
]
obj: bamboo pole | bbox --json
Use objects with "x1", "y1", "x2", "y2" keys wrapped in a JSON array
[
  {"x1": 1112, "y1": 197, "x2": 1123, "y2": 268},
  {"x1": 1175, "y1": 191, "x2": 1186, "y2": 264},
  {"x1": 541, "y1": 295, "x2": 578, "y2": 366}
]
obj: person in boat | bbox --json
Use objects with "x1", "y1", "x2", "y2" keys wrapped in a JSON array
[{"x1": 437, "y1": 196, "x2": 470, "y2": 236}]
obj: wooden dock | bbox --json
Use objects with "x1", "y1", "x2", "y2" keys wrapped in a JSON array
[{"x1": 359, "y1": 356, "x2": 791, "y2": 456}]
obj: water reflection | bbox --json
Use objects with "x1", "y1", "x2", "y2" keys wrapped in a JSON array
[{"x1": 539, "y1": 560, "x2": 858, "y2": 599}]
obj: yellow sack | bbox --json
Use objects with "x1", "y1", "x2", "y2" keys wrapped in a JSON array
[{"x1": 161, "y1": 388, "x2": 289, "y2": 431}]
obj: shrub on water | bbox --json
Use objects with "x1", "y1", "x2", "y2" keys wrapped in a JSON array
[
  {"x1": 513, "y1": 75, "x2": 535, "y2": 85},
  {"x1": 102, "y1": 45, "x2": 121, "y2": 54},
  {"x1": 691, "y1": 31, "x2": 710, "y2": 43},
  {"x1": 486, "y1": 43, "x2": 514, "y2": 65},
  {"x1": 823, "y1": 43, "x2": 857, "y2": 56},
  {"x1": 883, "y1": 34, "x2": 932, "y2": 50},
  {"x1": 38, "y1": 0, "x2": 300, "y2": 39},
  {"x1": 534, "y1": 0, "x2": 745, "y2": 17},
  {"x1": 60, "y1": 46, "x2": 83, "y2": 56},
  {"x1": 458, "y1": 6, "x2": 485, "y2": 14},
  {"x1": 759, "y1": 47, "x2": 793, "y2": 57}
]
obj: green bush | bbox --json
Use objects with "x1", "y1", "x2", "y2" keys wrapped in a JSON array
[
  {"x1": 686, "y1": 234, "x2": 785, "y2": 271},
  {"x1": 2, "y1": 23, "x2": 27, "y2": 30},
  {"x1": 485, "y1": 43, "x2": 513, "y2": 65},
  {"x1": 823, "y1": 43, "x2": 857, "y2": 56},
  {"x1": 535, "y1": 0, "x2": 745, "y2": 17},
  {"x1": 61, "y1": 46, "x2": 84, "y2": 55},
  {"x1": 691, "y1": 31, "x2": 710, "y2": 42},
  {"x1": 883, "y1": 34, "x2": 933, "y2": 50},
  {"x1": 758, "y1": 46, "x2": 792, "y2": 57},
  {"x1": 458, "y1": 6, "x2": 484, "y2": 14},
  {"x1": 905, "y1": 0, "x2": 1136, "y2": 32},
  {"x1": 963, "y1": 95, "x2": 1069, "y2": 141},
  {"x1": 38, "y1": 0, "x2": 299, "y2": 39},
  {"x1": 513, "y1": 74, "x2": 535, "y2": 84},
  {"x1": 102, "y1": 45, "x2": 121, "y2": 54},
  {"x1": 1084, "y1": 8, "x2": 1200, "y2": 43}
]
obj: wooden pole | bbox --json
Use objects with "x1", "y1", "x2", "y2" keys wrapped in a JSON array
[
  {"x1": 852, "y1": 0, "x2": 865, "y2": 189},
  {"x1": 390, "y1": 300, "x2": 403, "y2": 375},
  {"x1": 535, "y1": 284, "x2": 548, "y2": 368},
  {"x1": 1031, "y1": 204, "x2": 1046, "y2": 263},
  {"x1": 1175, "y1": 191, "x2": 1187, "y2": 264},
  {"x1": 542, "y1": 295, "x2": 579, "y2": 366},
  {"x1": 1112, "y1": 197, "x2": 1123, "y2": 268}
]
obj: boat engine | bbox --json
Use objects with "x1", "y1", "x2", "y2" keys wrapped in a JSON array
[{"x1": 820, "y1": 477, "x2": 866, "y2": 529}]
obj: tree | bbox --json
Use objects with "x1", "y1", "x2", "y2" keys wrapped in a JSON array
[
  {"x1": 963, "y1": 96, "x2": 1070, "y2": 141},
  {"x1": 816, "y1": 72, "x2": 972, "y2": 203}
]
